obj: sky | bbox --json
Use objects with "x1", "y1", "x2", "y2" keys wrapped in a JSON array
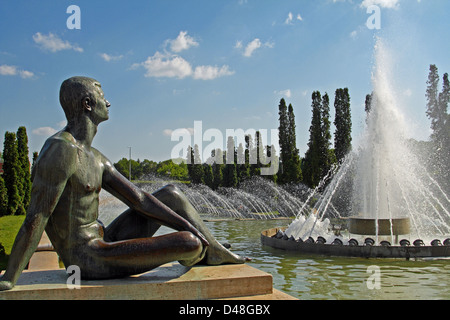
[{"x1": 0, "y1": 0, "x2": 449, "y2": 163}]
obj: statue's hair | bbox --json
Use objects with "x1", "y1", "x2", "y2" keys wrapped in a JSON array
[{"x1": 59, "y1": 76, "x2": 100, "y2": 121}]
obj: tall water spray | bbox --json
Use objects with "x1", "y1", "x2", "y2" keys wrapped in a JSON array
[{"x1": 286, "y1": 37, "x2": 450, "y2": 243}]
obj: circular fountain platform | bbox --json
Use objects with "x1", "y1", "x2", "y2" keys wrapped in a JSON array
[
  {"x1": 348, "y1": 217, "x2": 410, "y2": 236},
  {"x1": 261, "y1": 228, "x2": 450, "y2": 259}
]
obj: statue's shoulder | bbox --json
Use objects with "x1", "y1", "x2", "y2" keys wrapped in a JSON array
[
  {"x1": 37, "y1": 131, "x2": 79, "y2": 166},
  {"x1": 91, "y1": 147, "x2": 113, "y2": 167}
]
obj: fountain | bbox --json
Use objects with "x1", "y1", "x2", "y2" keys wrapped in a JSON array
[
  {"x1": 99, "y1": 175, "x2": 301, "y2": 224},
  {"x1": 261, "y1": 38, "x2": 450, "y2": 259}
]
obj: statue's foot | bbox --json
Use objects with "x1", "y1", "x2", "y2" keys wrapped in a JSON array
[{"x1": 204, "y1": 240, "x2": 251, "y2": 265}]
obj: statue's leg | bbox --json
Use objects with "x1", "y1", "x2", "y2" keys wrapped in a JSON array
[
  {"x1": 79, "y1": 231, "x2": 205, "y2": 280},
  {"x1": 151, "y1": 185, "x2": 249, "y2": 265},
  {"x1": 104, "y1": 208, "x2": 161, "y2": 242}
]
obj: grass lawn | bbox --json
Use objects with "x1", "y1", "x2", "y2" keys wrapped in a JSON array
[{"x1": 0, "y1": 215, "x2": 25, "y2": 271}]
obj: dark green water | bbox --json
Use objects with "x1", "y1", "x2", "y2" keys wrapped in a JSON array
[{"x1": 203, "y1": 219, "x2": 450, "y2": 300}]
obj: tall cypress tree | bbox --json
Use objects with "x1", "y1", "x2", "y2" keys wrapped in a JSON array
[
  {"x1": 278, "y1": 98, "x2": 289, "y2": 183},
  {"x1": 426, "y1": 64, "x2": 441, "y2": 140},
  {"x1": 16, "y1": 126, "x2": 31, "y2": 214},
  {"x1": 426, "y1": 65, "x2": 450, "y2": 191},
  {"x1": 212, "y1": 149, "x2": 224, "y2": 190},
  {"x1": 303, "y1": 91, "x2": 323, "y2": 188},
  {"x1": 190, "y1": 144, "x2": 204, "y2": 184},
  {"x1": 286, "y1": 104, "x2": 302, "y2": 182},
  {"x1": 2, "y1": 132, "x2": 21, "y2": 215},
  {"x1": 223, "y1": 136, "x2": 238, "y2": 188},
  {"x1": 334, "y1": 88, "x2": 352, "y2": 163}
]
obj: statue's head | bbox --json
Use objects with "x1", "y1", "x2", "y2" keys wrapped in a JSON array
[{"x1": 60, "y1": 76, "x2": 110, "y2": 125}]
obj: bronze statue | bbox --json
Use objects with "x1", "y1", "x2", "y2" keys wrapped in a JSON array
[{"x1": 0, "y1": 76, "x2": 248, "y2": 291}]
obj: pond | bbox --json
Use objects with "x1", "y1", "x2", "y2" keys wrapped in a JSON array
[{"x1": 203, "y1": 218, "x2": 450, "y2": 300}]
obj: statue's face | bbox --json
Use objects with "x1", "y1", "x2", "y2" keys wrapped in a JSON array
[{"x1": 90, "y1": 83, "x2": 111, "y2": 124}]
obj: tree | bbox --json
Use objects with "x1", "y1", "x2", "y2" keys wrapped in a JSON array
[
  {"x1": 189, "y1": 144, "x2": 204, "y2": 184},
  {"x1": 334, "y1": 88, "x2": 352, "y2": 162},
  {"x1": 2, "y1": 132, "x2": 21, "y2": 215},
  {"x1": 425, "y1": 65, "x2": 449, "y2": 191},
  {"x1": 319, "y1": 93, "x2": 333, "y2": 177},
  {"x1": 426, "y1": 65, "x2": 449, "y2": 146},
  {"x1": 278, "y1": 98, "x2": 290, "y2": 183},
  {"x1": 285, "y1": 104, "x2": 302, "y2": 182},
  {"x1": 16, "y1": 126, "x2": 31, "y2": 214},
  {"x1": 212, "y1": 149, "x2": 224, "y2": 190},
  {"x1": 203, "y1": 164, "x2": 214, "y2": 189},
  {"x1": 277, "y1": 99, "x2": 302, "y2": 184},
  {"x1": 223, "y1": 137, "x2": 238, "y2": 188},
  {"x1": 0, "y1": 175, "x2": 7, "y2": 216},
  {"x1": 303, "y1": 91, "x2": 323, "y2": 188}
]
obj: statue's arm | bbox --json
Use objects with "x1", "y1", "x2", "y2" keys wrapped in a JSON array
[
  {"x1": 101, "y1": 156, "x2": 208, "y2": 246},
  {"x1": 0, "y1": 141, "x2": 76, "y2": 291}
]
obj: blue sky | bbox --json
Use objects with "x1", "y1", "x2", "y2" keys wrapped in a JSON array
[{"x1": 0, "y1": 0, "x2": 449, "y2": 163}]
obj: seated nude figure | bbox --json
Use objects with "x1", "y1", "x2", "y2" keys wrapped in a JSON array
[{"x1": 0, "y1": 76, "x2": 248, "y2": 290}]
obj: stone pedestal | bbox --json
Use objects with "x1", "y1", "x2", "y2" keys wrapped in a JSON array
[{"x1": 0, "y1": 263, "x2": 296, "y2": 300}]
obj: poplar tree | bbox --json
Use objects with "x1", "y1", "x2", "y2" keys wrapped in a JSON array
[
  {"x1": 223, "y1": 136, "x2": 238, "y2": 188},
  {"x1": 425, "y1": 65, "x2": 449, "y2": 191},
  {"x1": 286, "y1": 104, "x2": 302, "y2": 182},
  {"x1": 190, "y1": 145, "x2": 204, "y2": 184},
  {"x1": 212, "y1": 149, "x2": 224, "y2": 190},
  {"x1": 203, "y1": 164, "x2": 214, "y2": 189},
  {"x1": 303, "y1": 91, "x2": 323, "y2": 188},
  {"x1": 2, "y1": 132, "x2": 21, "y2": 215},
  {"x1": 278, "y1": 99, "x2": 289, "y2": 183},
  {"x1": 334, "y1": 88, "x2": 352, "y2": 163},
  {"x1": 277, "y1": 99, "x2": 302, "y2": 184},
  {"x1": 319, "y1": 93, "x2": 333, "y2": 177},
  {"x1": 16, "y1": 126, "x2": 31, "y2": 214}
]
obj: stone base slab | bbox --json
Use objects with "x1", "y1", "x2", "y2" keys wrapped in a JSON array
[{"x1": 0, "y1": 263, "x2": 296, "y2": 300}]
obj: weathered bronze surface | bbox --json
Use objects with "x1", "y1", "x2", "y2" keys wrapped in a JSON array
[{"x1": 0, "y1": 77, "x2": 248, "y2": 291}]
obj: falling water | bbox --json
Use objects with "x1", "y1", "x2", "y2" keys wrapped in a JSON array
[{"x1": 286, "y1": 37, "x2": 450, "y2": 244}]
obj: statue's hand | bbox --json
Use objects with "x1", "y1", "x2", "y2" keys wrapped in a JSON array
[{"x1": 0, "y1": 279, "x2": 14, "y2": 291}]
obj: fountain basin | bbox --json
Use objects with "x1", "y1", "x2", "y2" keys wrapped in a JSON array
[
  {"x1": 348, "y1": 217, "x2": 410, "y2": 236},
  {"x1": 261, "y1": 228, "x2": 450, "y2": 259}
]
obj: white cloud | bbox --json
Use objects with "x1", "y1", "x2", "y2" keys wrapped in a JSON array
[
  {"x1": 285, "y1": 12, "x2": 303, "y2": 24},
  {"x1": 193, "y1": 65, "x2": 234, "y2": 80},
  {"x1": 274, "y1": 89, "x2": 292, "y2": 98},
  {"x1": 33, "y1": 32, "x2": 83, "y2": 53},
  {"x1": 0, "y1": 64, "x2": 34, "y2": 78},
  {"x1": 240, "y1": 38, "x2": 274, "y2": 57},
  {"x1": 32, "y1": 127, "x2": 58, "y2": 136},
  {"x1": 244, "y1": 39, "x2": 261, "y2": 57},
  {"x1": 167, "y1": 31, "x2": 199, "y2": 53},
  {"x1": 132, "y1": 30, "x2": 233, "y2": 81},
  {"x1": 360, "y1": 0, "x2": 399, "y2": 9},
  {"x1": 99, "y1": 53, "x2": 124, "y2": 62},
  {"x1": 133, "y1": 51, "x2": 234, "y2": 80},
  {"x1": 285, "y1": 12, "x2": 294, "y2": 25},
  {"x1": 135, "y1": 51, "x2": 193, "y2": 79}
]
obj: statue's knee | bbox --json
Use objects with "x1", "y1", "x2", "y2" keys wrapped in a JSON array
[{"x1": 154, "y1": 184, "x2": 183, "y2": 206}]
